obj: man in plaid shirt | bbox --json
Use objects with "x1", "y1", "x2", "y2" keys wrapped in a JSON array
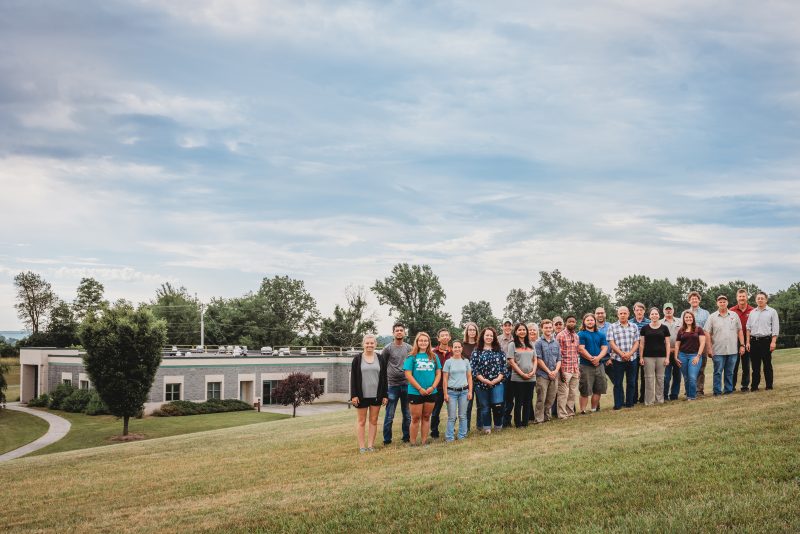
[
  {"x1": 556, "y1": 314, "x2": 580, "y2": 418},
  {"x1": 606, "y1": 306, "x2": 641, "y2": 409}
]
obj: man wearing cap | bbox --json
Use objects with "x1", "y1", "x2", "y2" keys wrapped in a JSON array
[
  {"x1": 498, "y1": 319, "x2": 515, "y2": 427},
  {"x1": 746, "y1": 292, "x2": 780, "y2": 391},
  {"x1": 552, "y1": 316, "x2": 565, "y2": 335},
  {"x1": 661, "y1": 303, "x2": 682, "y2": 400},
  {"x1": 684, "y1": 291, "x2": 711, "y2": 396},
  {"x1": 630, "y1": 302, "x2": 650, "y2": 403},
  {"x1": 730, "y1": 288, "x2": 754, "y2": 392},
  {"x1": 705, "y1": 295, "x2": 745, "y2": 395}
]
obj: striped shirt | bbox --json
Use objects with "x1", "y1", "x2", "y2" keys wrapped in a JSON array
[
  {"x1": 606, "y1": 321, "x2": 641, "y2": 361},
  {"x1": 556, "y1": 329, "x2": 580, "y2": 373}
]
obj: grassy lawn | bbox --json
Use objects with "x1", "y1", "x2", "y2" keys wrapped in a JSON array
[
  {"x1": 0, "y1": 409, "x2": 49, "y2": 455},
  {"x1": 28, "y1": 409, "x2": 290, "y2": 456},
  {"x1": 1, "y1": 357, "x2": 20, "y2": 402},
  {"x1": 1, "y1": 350, "x2": 798, "y2": 533}
]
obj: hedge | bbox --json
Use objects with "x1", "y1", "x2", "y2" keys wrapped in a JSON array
[{"x1": 152, "y1": 399, "x2": 254, "y2": 416}]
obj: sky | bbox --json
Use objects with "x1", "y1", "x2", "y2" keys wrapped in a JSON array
[{"x1": 2, "y1": 0, "x2": 799, "y2": 335}]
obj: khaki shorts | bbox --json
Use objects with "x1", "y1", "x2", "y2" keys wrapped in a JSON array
[{"x1": 579, "y1": 364, "x2": 608, "y2": 396}]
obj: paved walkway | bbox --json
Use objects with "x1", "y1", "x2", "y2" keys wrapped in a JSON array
[
  {"x1": 0, "y1": 403, "x2": 71, "y2": 462},
  {"x1": 258, "y1": 402, "x2": 351, "y2": 416}
]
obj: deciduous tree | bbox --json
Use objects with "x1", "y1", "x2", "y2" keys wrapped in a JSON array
[
  {"x1": 319, "y1": 286, "x2": 377, "y2": 347},
  {"x1": 80, "y1": 302, "x2": 167, "y2": 436},
  {"x1": 14, "y1": 271, "x2": 56, "y2": 334},
  {"x1": 460, "y1": 300, "x2": 499, "y2": 330},
  {"x1": 272, "y1": 372, "x2": 323, "y2": 417},
  {"x1": 504, "y1": 288, "x2": 535, "y2": 324},
  {"x1": 73, "y1": 277, "x2": 107, "y2": 322}
]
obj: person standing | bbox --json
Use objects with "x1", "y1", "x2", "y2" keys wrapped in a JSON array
[
  {"x1": 662, "y1": 303, "x2": 682, "y2": 400},
  {"x1": 675, "y1": 311, "x2": 706, "y2": 401},
  {"x1": 350, "y1": 334, "x2": 388, "y2": 453},
  {"x1": 556, "y1": 314, "x2": 580, "y2": 419},
  {"x1": 461, "y1": 321, "x2": 480, "y2": 431},
  {"x1": 507, "y1": 323, "x2": 537, "y2": 427},
  {"x1": 471, "y1": 327, "x2": 507, "y2": 434},
  {"x1": 498, "y1": 319, "x2": 515, "y2": 428},
  {"x1": 705, "y1": 295, "x2": 745, "y2": 395},
  {"x1": 730, "y1": 289, "x2": 754, "y2": 392},
  {"x1": 746, "y1": 292, "x2": 780, "y2": 391},
  {"x1": 534, "y1": 320, "x2": 561, "y2": 423},
  {"x1": 595, "y1": 307, "x2": 613, "y2": 388},
  {"x1": 606, "y1": 307, "x2": 640, "y2": 409},
  {"x1": 429, "y1": 328, "x2": 452, "y2": 440},
  {"x1": 553, "y1": 316, "x2": 565, "y2": 335},
  {"x1": 442, "y1": 340, "x2": 473, "y2": 441},
  {"x1": 527, "y1": 322, "x2": 540, "y2": 419},
  {"x1": 381, "y1": 322, "x2": 412, "y2": 445},
  {"x1": 684, "y1": 291, "x2": 710, "y2": 396},
  {"x1": 639, "y1": 307, "x2": 670, "y2": 405},
  {"x1": 577, "y1": 312, "x2": 609, "y2": 414},
  {"x1": 403, "y1": 332, "x2": 442, "y2": 446},
  {"x1": 630, "y1": 302, "x2": 650, "y2": 404}
]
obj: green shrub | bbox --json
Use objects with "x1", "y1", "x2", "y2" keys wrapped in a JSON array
[
  {"x1": 27, "y1": 393, "x2": 50, "y2": 407},
  {"x1": 83, "y1": 390, "x2": 110, "y2": 415},
  {"x1": 48, "y1": 383, "x2": 76, "y2": 410},
  {"x1": 61, "y1": 389, "x2": 93, "y2": 413},
  {"x1": 152, "y1": 398, "x2": 254, "y2": 417}
]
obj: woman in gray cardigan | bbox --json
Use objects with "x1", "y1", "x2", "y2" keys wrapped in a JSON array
[{"x1": 350, "y1": 334, "x2": 388, "y2": 453}]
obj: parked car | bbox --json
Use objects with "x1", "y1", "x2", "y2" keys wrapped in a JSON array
[
  {"x1": 300, "y1": 347, "x2": 308, "y2": 356},
  {"x1": 260, "y1": 346, "x2": 273, "y2": 356},
  {"x1": 241, "y1": 346, "x2": 248, "y2": 356},
  {"x1": 278, "y1": 347, "x2": 290, "y2": 356},
  {"x1": 233, "y1": 346, "x2": 242, "y2": 357}
]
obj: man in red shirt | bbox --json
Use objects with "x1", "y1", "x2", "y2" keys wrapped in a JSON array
[
  {"x1": 730, "y1": 288, "x2": 754, "y2": 392},
  {"x1": 429, "y1": 328, "x2": 453, "y2": 439}
]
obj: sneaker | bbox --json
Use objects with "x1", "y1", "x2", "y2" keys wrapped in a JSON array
[
  {"x1": 366, "y1": 447, "x2": 375, "y2": 452},
  {"x1": 483, "y1": 429, "x2": 491, "y2": 435},
  {"x1": 740, "y1": 387, "x2": 749, "y2": 392},
  {"x1": 383, "y1": 441, "x2": 392, "y2": 446},
  {"x1": 580, "y1": 410, "x2": 587, "y2": 415},
  {"x1": 359, "y1": 448, "x2": 367, "y2": 453}
]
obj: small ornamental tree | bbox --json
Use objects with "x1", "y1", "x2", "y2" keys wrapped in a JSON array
[
  {"x1": 79, "y1": 303, "x2": 167, "y2": 435},
  {"x1": 273, "y1": 372, "x2": 323, "y2": 417}
]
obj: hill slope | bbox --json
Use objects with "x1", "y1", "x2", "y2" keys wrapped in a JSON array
[{"x1": 2, "y1": 351, "x2": 799, "y2": 533}]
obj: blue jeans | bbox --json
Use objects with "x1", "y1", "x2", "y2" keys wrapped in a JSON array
[
  {"x1": 679, "y1": 352, "x2": 702, "y2": 399},
  {"x1": 475, "y1": 383, "x2": 505, "y2": 429},
  {"x1": 712, "y1": 354, "x2": 738, "y2": 395},
  {"x1": 664, "y1": 359, "x2": 682, "y2": 400},
  {"x1": 383, "y1": 385, "x2": 410, "y2": 444},
  {"x1": 610, "y1": 359, "x2": 638, "y2": 409},
  {"x1": 445, "y1": 389, "x2": 469, "y2": 440}
]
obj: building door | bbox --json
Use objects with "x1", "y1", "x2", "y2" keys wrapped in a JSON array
[
  {"x1": 262, "y1": 381, "x2": 272, "y2": 404},
  {"x1": 239, "y1": 380, "x2": 253, "y2": 403}
]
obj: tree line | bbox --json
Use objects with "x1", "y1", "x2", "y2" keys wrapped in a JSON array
[{"x1": 9, "y1": 265, "x2": 800, "y2": 351}]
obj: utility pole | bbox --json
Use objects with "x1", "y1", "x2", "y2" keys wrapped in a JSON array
[{"x1": 200, "y1": 302, "x2": 206, "y2": 350}]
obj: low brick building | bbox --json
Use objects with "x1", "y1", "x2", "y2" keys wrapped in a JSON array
[{"x1": 20, "y1": 347, "x2": 352, "y2": 413}]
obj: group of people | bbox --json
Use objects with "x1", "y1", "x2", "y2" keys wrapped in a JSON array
[{"x1": 349, "y1": 289, "x2": 780, "y2": 451}]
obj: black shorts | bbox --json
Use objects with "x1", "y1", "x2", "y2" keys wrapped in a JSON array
[
  {"x1": 408, "y1": 394, "x2": 436, "y2": 405},
  {"x1": 355, "y1": 397, "x2": 381, "y2": 407}
]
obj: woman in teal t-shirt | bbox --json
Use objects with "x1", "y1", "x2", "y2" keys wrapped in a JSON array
[{"x1": 403, "y1": 332, "x2": 442, "y2": 446}]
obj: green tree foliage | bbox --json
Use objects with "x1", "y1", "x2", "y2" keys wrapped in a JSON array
[
  {"x1": 149, "y1": 283, "x2": 201, "y2": 346},
  {"x1": 319, "y1": 286, "x2": 378, "y2": 347},
  {"x1": 0, "y1": 335, "x2": 19, "y2": 357},
  {"x1": 532, "y1": 270, "x2": 613, "y2": 320},
  {"x1": 503, "y1": 288, "x2": 535, "y2": 324},
  {"x1": 372, "y1": 263, "x2": 453, "y2": 337},
  {"x1": 0, "y1": 360, "x2": 8, "y2": 404},
  {"x1": 44, "y1": 299, "x2": 81, "y2": 347},
  {"x1": 460, "y1": 300, "x2": 499, "y2": 330},
  {"x1": 771, "y1": 282, "x2": 800, "y2": 348},
  {"x1": 272, "y1": 372, "x2": 323, "y2": 417},
  {"x1": 73, "y1": 277, "x2": 108, "y2": 322},
  {"x1": 80, "y1": 302, "x2": 167, "y2": 435},
  {"x1": 614, "y1": 275, "x2": 685, "y2": 312},
  {"x1": 706, "y1": 280, "x2": 761, "y2": 306},
  {"x1": 14, "y1": 271, "x2": 56, "y2": 334},
  {"x1": 257, "y1": 276, "x2": 321, "y2": 345}
]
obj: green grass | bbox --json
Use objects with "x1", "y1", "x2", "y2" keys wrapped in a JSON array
[
  {"x1": 1, "y1": 350, "x2": 798, "y2": 533},
  {"x1": 1, "y1": 357, "x2": 19, "y2": 402},
  {"x1": 28, "y1": 409, "x2": 290, "y2": 456},
  {"x1": 0, "y1": 409, "x2": 49, "y2": 455}
]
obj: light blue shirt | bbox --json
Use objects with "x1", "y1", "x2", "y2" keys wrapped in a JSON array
[
  {"x1": 746, "y1": 306, "x2": 780, "y2": 337},
  {"x1": 442, "y1": 358, "x2": 472, "y2": 389}
]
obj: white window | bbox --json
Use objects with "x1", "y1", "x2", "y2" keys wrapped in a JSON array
[
  {"x1": 79, "y1": 380, "x2": 90, "y2": 390},
  {"x1": 165, "y1": 383, "x2": 181, "y2": 401},
  {"x1": 207, "y1": 382, "x2": 221, "y2": 400}
]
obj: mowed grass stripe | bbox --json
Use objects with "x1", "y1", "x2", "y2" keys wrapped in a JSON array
[{"x1": 1, "y1": 351, "x2": 798, "y2": 533}]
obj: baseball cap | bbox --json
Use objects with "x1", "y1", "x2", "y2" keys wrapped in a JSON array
[
  {"x1": 663, "y1": 302, "x2": 674, "y2": 311},
  {"x1": 502, "y1": 318, "x2": 512, "y2": 325},
  {"x1": 716, "y1": 295, "x2": 728, "y2": 301}
]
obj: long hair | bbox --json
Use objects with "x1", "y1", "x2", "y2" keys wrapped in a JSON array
[
  {"x1": 410, "y1": 332, "x2": 435, "y2": 361},
  {"x1": 581, "y1": 313, "x2": 597, "y2": 332},
  {"x1": 679, "y1": 310, "x2": 696, "y2": 333},
  {"x1": 513, "y1": 322, "x2": 532, "y2": 349},
  {"x1": 477, "y1": 327, "x2": 502, "y2": 352},
  {"x1": 463, "y1": 321, "x2": 479, "y2": 343}
]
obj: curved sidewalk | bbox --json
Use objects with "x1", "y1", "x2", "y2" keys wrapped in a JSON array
[{"x1": 0, "y1": 403, "x2": 71, "y2": 462}]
